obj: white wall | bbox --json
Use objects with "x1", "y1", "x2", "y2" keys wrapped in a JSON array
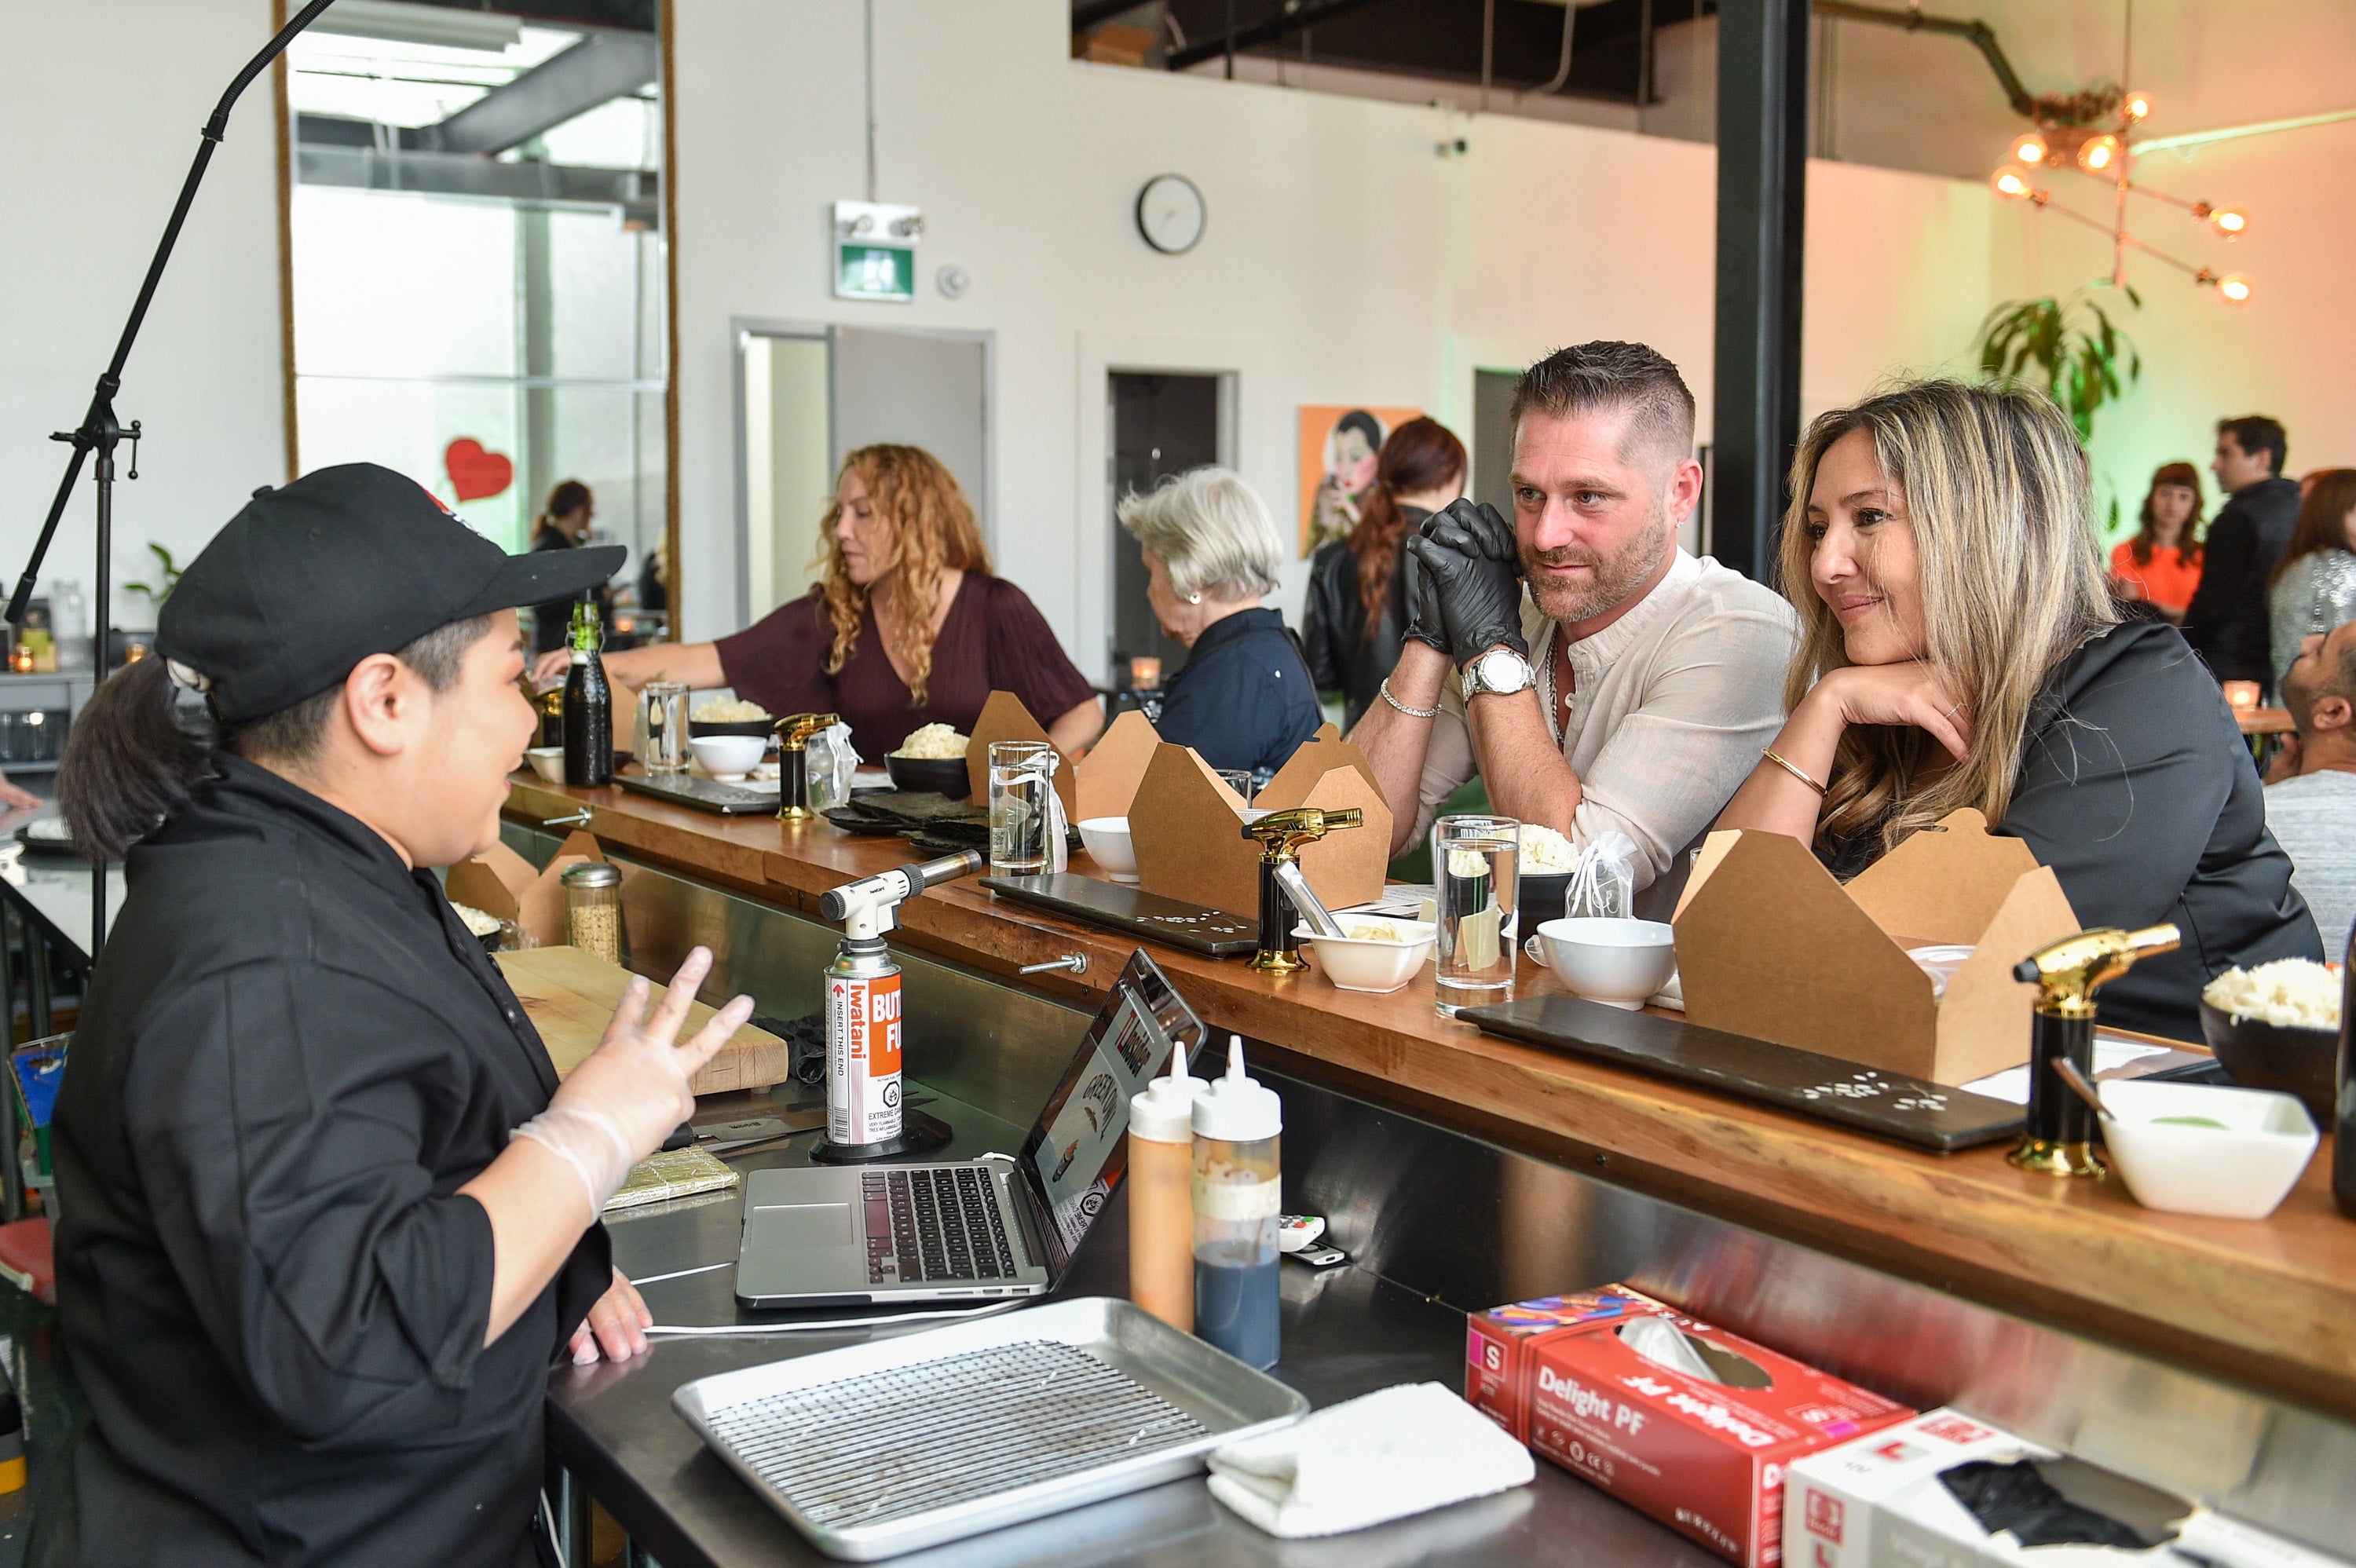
[
  {"x1": 0, "y1": 0, "x2": 286, "y2": 633},
  {"x1": 671, "y1": 0, "x2": 2001, "y2": 675}
]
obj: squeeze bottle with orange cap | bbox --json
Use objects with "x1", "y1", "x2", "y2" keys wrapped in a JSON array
[
  {"x1": 1128, "y1": 1046, "x2": 1206, "y2": 1330},
  {"x1": 1193, "y1": 1036, "x2": 1283, "y2": 1369}
]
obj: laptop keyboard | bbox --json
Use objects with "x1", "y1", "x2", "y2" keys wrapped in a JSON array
[{"x1": 862, "y1": 1167, "x2": 1019, "y2": 1285}]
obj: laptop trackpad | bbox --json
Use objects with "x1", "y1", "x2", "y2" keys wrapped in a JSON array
[{"x1": 752, "y1": 1201, "x2": 856, "y2": 1245}]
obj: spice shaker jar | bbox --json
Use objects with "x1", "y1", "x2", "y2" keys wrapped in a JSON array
[{"x1": 562, "y1": 862, "x2": 625, "y2": 964}]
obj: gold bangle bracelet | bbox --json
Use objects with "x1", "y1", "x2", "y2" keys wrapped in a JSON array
[{"x1": 1761, "y1": 748, "x2": 1829, "y2": 796}]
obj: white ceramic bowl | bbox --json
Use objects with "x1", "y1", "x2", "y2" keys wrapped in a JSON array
[
  {"x1": 2097, "y1": 1080, "x2": 2318, "y2": 1219},
  {"x1": 525, "y1": 746, "x2": 565, "y2": 783},
  {"x1": 1077, "y1": 817, "x2": 1137, "y2": 882},
  {"x1": 1536, "y1": 917, "x2": 1677, "y2": 1010},
  {"x1": 690, "y1": 734, "x2": 766, "y2": 780},
  {"x1": 1293, "y1": 919, "x2": 1436, "y2": 994}
]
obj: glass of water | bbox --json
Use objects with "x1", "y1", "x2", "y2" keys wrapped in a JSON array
[
  {"x1": 988, "y1": 740, "x2": 1055, "y2": 874},
  {"x1": 1213, "y1": 769, "x2": 1256, "y2": 805},
  {"x1": 637, "y1": 681, "x2": 690, "y2": 774},
  {"x1": 1432, "y1": 813, "x2": 1519, "y2": 1016}
]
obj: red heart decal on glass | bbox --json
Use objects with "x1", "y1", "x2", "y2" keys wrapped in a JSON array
[{"x1": 444, "y1": 437, "x2": 514, "y2": 503}]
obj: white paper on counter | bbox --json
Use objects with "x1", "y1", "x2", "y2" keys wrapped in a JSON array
[
  {"x1": 1341, "y1": 884, "x2": 1434, "y2": 919},
  {"x1": 1960, "y1": 1034, "x2": 2171, "y2": 1105}
]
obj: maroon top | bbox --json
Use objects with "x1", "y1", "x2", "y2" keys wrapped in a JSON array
[{"x1": 714, "y1": 574, "x2": 1096, "y2": 761}]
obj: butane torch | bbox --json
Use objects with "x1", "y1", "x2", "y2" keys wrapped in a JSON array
[
  {"x1": 810, "y1": 850, "x2": 982, "y2": 1162},
  {"x1": 2007, "y1": 923, "x2": 2179, "y2": 1176},
  {"x1": 1242, "y1": 807, "x2": 1363, "y2": 974},
  {"x1": 774, "y1": 711, "x2": 839, "y2": 823}
]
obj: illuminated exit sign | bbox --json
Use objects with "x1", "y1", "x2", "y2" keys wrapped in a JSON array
[{"x1": 832, "y1": 200, "x2": 920, "y2": 303}]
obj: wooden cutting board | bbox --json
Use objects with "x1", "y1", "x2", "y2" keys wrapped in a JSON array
[{"x1": 493, "y1": 945, "x2": 793, "y2": 1095}]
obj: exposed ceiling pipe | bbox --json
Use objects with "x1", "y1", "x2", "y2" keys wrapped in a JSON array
[
  {"x1": 1811, "y1": 0, "x2": 2034, "y2": 119},
  {"x1": 1165, "y1": 0, "x2": 1392, "y2": 73},
  {"x1": 1535, "y1": 0, "x2": 1578, "y2": 95}
]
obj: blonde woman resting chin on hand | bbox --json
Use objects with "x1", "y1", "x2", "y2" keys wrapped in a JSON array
[{"x1": 1714, "y1": 379, "x2": 2319, "y2": 1042}]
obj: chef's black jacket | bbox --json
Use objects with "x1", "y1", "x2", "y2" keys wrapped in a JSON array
[
  {"x1": 38, "y1": 756, "x2": 610, "y2": 1567},
  {"x1": 1820, "y1": 620, "x2": 2321, "y2": 1040}
]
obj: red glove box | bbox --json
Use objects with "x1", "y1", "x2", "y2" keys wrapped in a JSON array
[{"x1": 1467, "y1": 1285, "x2": 1913, "y2": 1566}]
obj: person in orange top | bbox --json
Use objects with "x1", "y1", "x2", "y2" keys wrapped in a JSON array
[{"x1": 2109, "y1": 461, "x2": 2205, "y2": 623}]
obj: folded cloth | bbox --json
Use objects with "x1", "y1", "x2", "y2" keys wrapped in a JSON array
[{"x1": 1206, "y1": 1381, "x2": 1535, "y2": 1539}]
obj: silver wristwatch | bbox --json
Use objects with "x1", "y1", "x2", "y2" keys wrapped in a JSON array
[{"x1": 1461, "y1": 647, "x2": 1535, "y2": 700}]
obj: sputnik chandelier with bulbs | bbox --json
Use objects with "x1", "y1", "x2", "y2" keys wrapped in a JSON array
[{"x1": 1988, "y1": 82, "x2": 2253, "y2": 307}]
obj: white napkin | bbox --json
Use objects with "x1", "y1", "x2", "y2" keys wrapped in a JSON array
[{"x1": 1205, "y1": 1382, "x2": 1535, "y2": 1540}]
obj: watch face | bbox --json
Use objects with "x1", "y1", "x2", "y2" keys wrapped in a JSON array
[{"x1": 1475, "y1": 650, "x2": 1532, "y2": 694}]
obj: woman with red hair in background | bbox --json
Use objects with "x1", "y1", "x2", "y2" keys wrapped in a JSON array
[
  {"x1": 1302, "y1": 417, "x2": 1468, "y2": 731},
  {"x1": 539, "y1": 444, "x2": 1101, "y2": 761}
]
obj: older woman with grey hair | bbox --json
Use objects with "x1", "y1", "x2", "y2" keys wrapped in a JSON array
[{"x1": 1120, "y1": 466, "x2": 1323, "y2": 777}]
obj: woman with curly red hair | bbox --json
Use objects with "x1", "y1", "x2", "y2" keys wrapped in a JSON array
[{"x1": 546, "y1": 444, "x2": 1099, "y2": 760}]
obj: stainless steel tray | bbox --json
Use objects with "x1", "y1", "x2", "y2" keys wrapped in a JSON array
[{"x1": 672, "y1": 1296, "x2": 1308, "y2": 1560}]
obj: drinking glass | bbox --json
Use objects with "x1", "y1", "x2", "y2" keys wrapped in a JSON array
[
  {"x1": 1213, "y1": 769, "x2": 1256, "y2": 805},
  {"x1": 1433, "y1": 813, "x2": 1519, "y2": 1016},
  {"x1": 637, "y1": 681, "x2": 690, "y2": 773},
  {"x1": 989, "y1": 740, "x2": 1055, "y2": 874}
]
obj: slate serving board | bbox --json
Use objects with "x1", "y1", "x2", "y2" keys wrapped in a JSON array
[
  {"x1": 618, "y1": 773, "x2": 780, "y2": 816},
  {"x1": 1461, "y1": 993, "x2": 2025, "y2": 1151},
  {"x1": 981, "y1": 873, "x2": 1260, "y2": 957}
]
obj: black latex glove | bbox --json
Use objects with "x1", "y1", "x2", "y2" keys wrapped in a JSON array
[
  {"x1": 1405, "y1": 500, "x2": 1527, "y2": 663},
  {"x1": 1399, "y1": 535, "x2": 1451, "y2": 656}
]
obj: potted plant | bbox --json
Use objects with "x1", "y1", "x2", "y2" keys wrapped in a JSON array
[{"x1": 1974, "y1": 287, "x2": 2142, "y2": 443}]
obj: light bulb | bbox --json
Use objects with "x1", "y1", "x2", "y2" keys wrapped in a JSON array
[
  {"x1": 2009, "y1": 131, "x2": 2050, "y2": 166},
  {"x1": 1990, "y1": 167, "x2": 2035, "y2": 201},
  {"x1": 2209, "y1": 205, "x2": 2248, "y2": 238},
  {"x1": 2077, "y1": 133, "x2": 2123, "y2": 174},
  {"x1": 2122, "y1": 89, "x2": 2154, "y2": 122},
  {"x1": 2216, "y1": 272, "x2": 2253, "y2": 305}
]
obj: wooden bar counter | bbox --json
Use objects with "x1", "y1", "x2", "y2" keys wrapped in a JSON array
[{"x1": 506, "y1": 776, "x2": 2356, "y2": 1420}]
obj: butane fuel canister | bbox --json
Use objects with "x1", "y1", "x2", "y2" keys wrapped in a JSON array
[{"x1": 825, "y1": 936, "x2": 904, "y2": 1147}]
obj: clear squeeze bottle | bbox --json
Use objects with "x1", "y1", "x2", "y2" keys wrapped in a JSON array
[
  {"x1": 1193, "y1": 1037, "x2": 1282, "y2": 1369},
  {"x1": 1129, "y1": 1045, "x2": 1206, "y2": 1332}
]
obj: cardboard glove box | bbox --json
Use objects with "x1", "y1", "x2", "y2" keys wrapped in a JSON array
[
  {"x1": 1466, "y1": 1285, "x2": 1912, "y2": 1566},
  {"x1": 1784, "y1": 1408, "x2": 2349, "y2": 1568}
]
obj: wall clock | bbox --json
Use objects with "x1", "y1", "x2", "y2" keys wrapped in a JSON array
[{"x1": 1135, "y1": 174, "x2": 1205, "y2": 254}]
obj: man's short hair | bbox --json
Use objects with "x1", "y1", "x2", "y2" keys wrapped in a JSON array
[
  {"x1": 2219, "y1": 415, "x2": 2288, "y2": 477},
  {"x1": 1509, "y1": 341, "x2": 1696, "y2": 467},
  {"x1": 2287, "y1": 629, "x2": 2356, "y2": 733}
]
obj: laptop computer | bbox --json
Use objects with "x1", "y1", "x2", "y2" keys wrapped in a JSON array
[{"x1": 734, "y1": 949, "x2": 1206, "y2": 1308}]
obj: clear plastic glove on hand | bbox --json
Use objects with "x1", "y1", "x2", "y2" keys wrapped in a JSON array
[
  {"x1": 1407, "y1": 500, "x2": 1528, "y2": 663},
  {"x1": 512, "y1": 946, "x2": 753, "y2": 1212}
]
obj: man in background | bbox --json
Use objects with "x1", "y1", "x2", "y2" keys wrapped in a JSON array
[
  {"x1": 2265, "y1": 618, "x2": 2356, "y2": 956},
  {"x1": 2183, "y1": 415, "x2": 2301, "y2": 695}
]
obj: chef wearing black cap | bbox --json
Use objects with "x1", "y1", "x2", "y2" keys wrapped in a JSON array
[{"x1": 34, "y1": 465, "x2": 754, "y2": 1568}]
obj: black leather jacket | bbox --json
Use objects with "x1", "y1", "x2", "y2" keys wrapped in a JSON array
[{"x1": 1301, "y1": 506, "x2": 1428, "y2": 732}]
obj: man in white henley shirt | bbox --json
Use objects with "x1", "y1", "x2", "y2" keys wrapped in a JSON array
[{"x1": 1353, "y1": 342, "x2": 1797, "y2": 919}]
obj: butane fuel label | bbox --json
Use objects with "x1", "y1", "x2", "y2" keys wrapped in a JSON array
[{"x1": 827, "y1": 970, "x2": 904, "y2": 1145}]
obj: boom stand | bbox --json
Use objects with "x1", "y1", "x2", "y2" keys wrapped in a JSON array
[{"x1": 6, "y1": 0, "x2": 336, "y2": 962}]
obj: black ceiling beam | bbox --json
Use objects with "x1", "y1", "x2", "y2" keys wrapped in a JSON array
[{"x1": 400, "y1": 0, "x2": 656, "y2": 33}]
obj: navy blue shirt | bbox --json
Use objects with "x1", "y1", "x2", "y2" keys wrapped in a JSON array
[{"x1": 1157, "y1": 607, "x2": 1324, "y2": 777}]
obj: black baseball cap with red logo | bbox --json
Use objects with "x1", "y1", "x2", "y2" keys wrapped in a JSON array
[{"x1": 157, "y1": 462, "x2": 624, "y2": 724}]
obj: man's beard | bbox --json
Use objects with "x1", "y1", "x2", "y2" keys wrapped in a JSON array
[{"x1": 1519, "y1": 500, "x2": 1671, "y2": 625}]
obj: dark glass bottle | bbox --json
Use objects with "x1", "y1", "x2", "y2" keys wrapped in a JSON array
[
  {"x1": 562, "y1": 598, "x2": 613, "y2": 787},
  {"x1": 2337, "y1": 924, "x2": 2354, "y2": 1216}
]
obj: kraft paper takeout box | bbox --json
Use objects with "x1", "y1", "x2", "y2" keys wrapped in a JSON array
[
  {"x1": 446, "y1": 830, "x2": 607, "y2": 948},
  {"x1": 1671, "y1": 809, "x2": 2080, "y2": 1086},
  {"x1": 1128, "y1": 727, "x2": 1392, "y2": 919}
]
